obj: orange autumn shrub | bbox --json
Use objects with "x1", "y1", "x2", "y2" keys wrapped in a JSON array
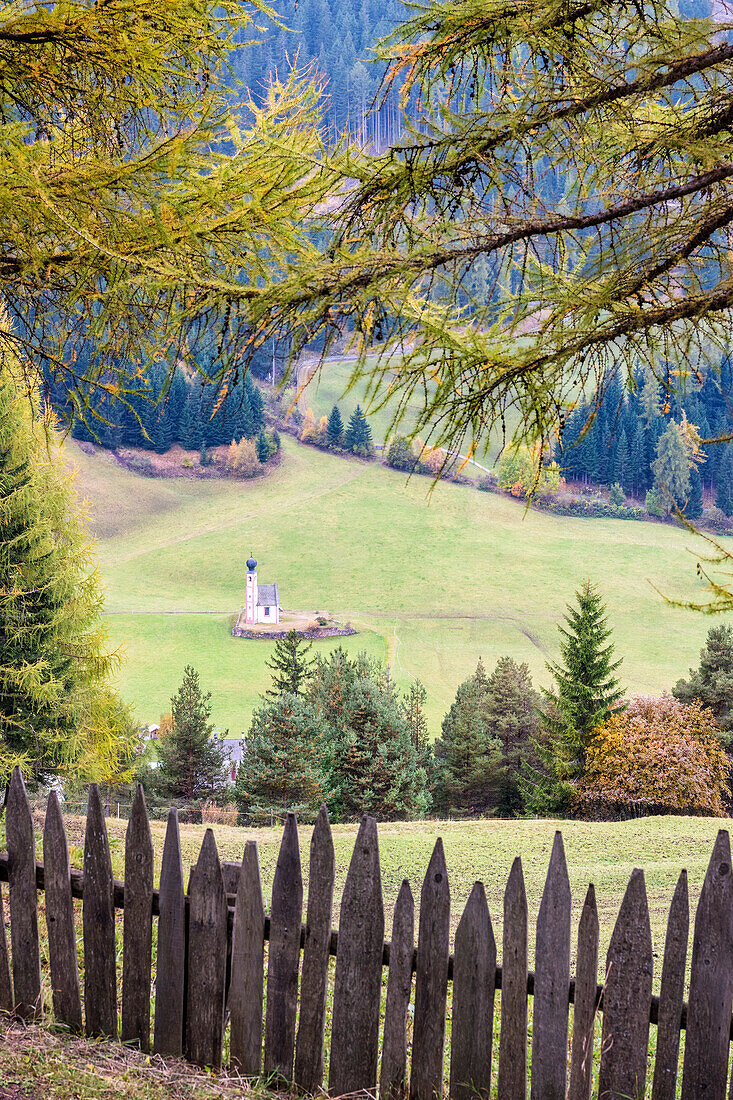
[{"x1": 577, "y1": 694, "x2": 729, "y2": 818}]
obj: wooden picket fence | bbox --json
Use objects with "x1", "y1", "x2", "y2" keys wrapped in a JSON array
[{"x1": 1, "y1": 767, "x2": 733, "y2": 1098}]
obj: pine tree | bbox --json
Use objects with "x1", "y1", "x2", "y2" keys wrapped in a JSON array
[
  {"x1": 266, "y1": 630, "x2": 315, "y2": 697},
  {"x1": 327, "y1": 404, "x2": 344, "y2": 447},
  {"x1": 652, "y1": 420, "x2": 692, "y2": 514},
  {"x1": 524, "y1": 580, "x2": 624, "y2": 814},
  {"x1": 0, "y1": 367, "x2": 121, "y2": 791},
  {"x1": 484, "y1": 658, "x2": 540, "y2": 817},
  {"x1": 157, "y1": 666, "x2": 228, "y2": 801},
  {"x1": 674, "y1": 624, "x2": 733, "y2": 738},
  {"x1": 255, "y1": 429, "x2": 270, "y2": 464},
  {"x1": 233, "y1": 693, "x2": 327, "y2": 820},
  {"x1": 432, "y1": 659, "x2": 500, "y2": 815},
  {"x1": 344, "y1": 405, "x2": 373, "y2": 454}
]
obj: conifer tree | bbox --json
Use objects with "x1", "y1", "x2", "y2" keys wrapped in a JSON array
[
  {"x1": 255, "y1": 428, "x2": 270, "y2": 464},
  {"x1": 524, "y1": 581, "x2": 624, "y2": 814},
  {"x1": 484, "y1": 658, "x2": 540, "y2": 817},
  {"x1": 652, "y1": 420, "x2": 691, "y2": 514},
  {"x1": 344, "y1": 405, "x2": 373, "y2": 454},
  {"x1": 327, "y1": 404, "x2": 344, "y2": 447},
  {"x1": 157, "y1": 666, "x2": 228, "y2": 801},
  {"x1": 687, "y1": 466, "x2": 704, "y2": 520},
  {"x1": 234, "y1": 692, "x2": 326, "y2": 820},
  {"x1": 266, "y1": 630, "x2": 315, "y2": 697},
  {"x1": 716, "y1": 448, "x2": 733, "y2": 517},
  {"x1": 674, "y1": 624, "x2": 733, "y2": 738},
  {"x1": 0, "y1": 366, "x2": 123, "y2": 791},
  {"x1": 432, "y1": 659, "x2": 499, "y2": 815}
]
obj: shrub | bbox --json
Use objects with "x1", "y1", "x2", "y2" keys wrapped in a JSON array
[
  {"x1": 645, "y1": 486, "x2": 665, "y2": 517},
  {"x1": 608, "y1": 482, "x2": 625, "y2": 507},
  {"x1": 577, "y1": 695, "x2": 729, "y2": 818},
  {"x1": 201, "y1": 800, "x2": 238, "y2": 825},
  {"x1": 226, "y1": 438, "x2": 260, "y2": 477},
  {"x1": 477, "y1": 475, "x2": 497, "y2": 492}
]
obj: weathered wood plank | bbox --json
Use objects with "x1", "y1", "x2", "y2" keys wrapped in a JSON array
[
  {"x1": 410, "y1": 838, "x2": 451, "y2": 1100},
  {"x1": 681, "y1": 829, "x2": 733, "y2": 1100},
  {"x1": 330, "y1": 815, "x2": 384, "y2": 1097},
  {"x1": 380, "y1": 879, "x2": 414, "y2": 1100},
  {"x1": 6, "y1": 766, "x2": 42, "y2": 1019},
  {"x1": 264, "y1": 811, "x2": 303, "y2": 1081},
  {"x1": 229, "y1": 840, "x2": 265, "y2": 1075},
  {"x1": 651, "y1": 871, "x2": 688, "y2": 1100},
  {"x1": 121, "y1": 784, "x2": 154, "y2": 1050},
  {"x1": 531, "y1": 830, "x2": 572, "y2": 1100},
  {"x1": 0, "y1": 881, "x2": 12, "y2": 1014},
  {"x1": 497, "y1": 856, "x2": 528, "y2": 1100},
  {"x1": 598, "y1": 869, "x2": 653, "y2": 1100},
  {"x1": 83, "y1": 783, "x2": 117, "y2": 1038},
  {"x1": 295, "y1": 804, "x2": 335, "y2": 1093},
  {"x1": 221, "y1": 861, "x2": 240, "y2": 896},
  {"x1": 185, "y1": 829, "x2": 227, "y2": 1070},
  {"x1": 568, "y1": 884, "x2": 599, "y2": 1100},
  {"x1": 450, "y1": 881, "x2": 495, "y2": 1100},
  {"x1": 43, "y1": 790, "x2": 82, "y2": 1031},
  {"x1": 153, "y1": 809, "x2": 186, "y2": 1057}
]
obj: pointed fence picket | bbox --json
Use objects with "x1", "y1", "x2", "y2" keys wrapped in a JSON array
[{"x1": 7, "y1": 773, "x2": 733, "y2": 1098}]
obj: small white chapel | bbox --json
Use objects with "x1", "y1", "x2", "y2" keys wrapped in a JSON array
[{"x1": 244, "y1": 553, "x2": 281, "y2": 625}]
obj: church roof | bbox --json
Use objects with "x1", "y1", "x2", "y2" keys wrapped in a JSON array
[{"x1": 257, "y1": 583, "x2": 279, "y2": 607}]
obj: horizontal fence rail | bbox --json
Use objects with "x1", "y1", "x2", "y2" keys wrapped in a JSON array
[{"x1": 1, "y1": 767, "x2": 732, "y2": 1097}]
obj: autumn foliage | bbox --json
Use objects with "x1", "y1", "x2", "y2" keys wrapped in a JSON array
[{"x1": 577, "y1": 695, "x2": 729, "y2": 819}]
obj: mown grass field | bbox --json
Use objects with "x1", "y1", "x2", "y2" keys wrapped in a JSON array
[{"x1": 69, "y1": 427, "x2": 733, "y2": 737}]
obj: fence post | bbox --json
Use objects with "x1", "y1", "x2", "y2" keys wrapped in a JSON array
[
  {"x1": 411, "y1": 838, "x2": 450, "y2": 1100},
  {"x1": 330, "y1": 815, "x2": 384, "y2": 1097},
  {"x1": 681, "y1": 829, "x2": 733, "y2": 1100},
  {"x1": 264, "y1": 811, "x2": 303, "y2": 1081},
  {"x1": 598, "y1": 869, "x2": 653, "y2": 1100},
  {"x1": 497, "y1": 856, "x2": 528, "y2": 1100},
  {"x1": 651, "y1": 871, "x2": 689, "y2": 1100},
  {"x1": 121, "y1": 784, "x2": 154, "y2": 1050},
  {"x1": 450, "y1": 881, "x2": 495, "y2": 1100},
  {"x1": 531, "y1": 830, "x2": 572, "y2": 1100},
  {"x1": 295, "y1": 804, "x2": 335, "y2": 1093},
  {"x1": 380, "y1": 879, "x2": 414, "y2": 1100},
  {"x1": 568, "y1": 884, "x2": 599, "y2": 1100},
  {"x1": 43, "y1": 790, "x2": 82, "y2": 1031},
  {"x1": 6, "y1": 766, "x2": 42, "y2": 1020},
  {"x1": 229, "y1": 840, "x2": 265, "y2": 1075},
  {"x1": 0, "y1": 881, "x2": 12, "y2": 1014},
  {"x1": 153, "y1": 808, "x2": 186, "y2": 1057},
  {"x1": 186, "y1": 829, "x2": 227, "y2": 1070},
  {"x1": 83, "y1": 783, "x2": 117, "y2": 1038}
]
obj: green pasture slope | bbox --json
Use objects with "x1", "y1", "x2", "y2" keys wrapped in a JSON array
[{"x1": 71, "y1": 433, "x2": 732, "y2": 736}]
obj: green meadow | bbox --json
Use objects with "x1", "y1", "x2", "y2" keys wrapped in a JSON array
[{"x1": 71, "y1": 432, "x2": 733, "y2": 736}]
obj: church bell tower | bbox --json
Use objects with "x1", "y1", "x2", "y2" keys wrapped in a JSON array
[{"x1": 245, "y1": 553, "x2": 258, "y2": 624}]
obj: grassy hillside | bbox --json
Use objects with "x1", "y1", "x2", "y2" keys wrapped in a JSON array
[{"x1": 70, "y1": 434, "x2": 733, "y2": 735}]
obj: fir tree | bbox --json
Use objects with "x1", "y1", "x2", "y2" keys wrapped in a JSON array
[
  {"x1": 266, "y1": 630, "x2": 315, "y2": 697},
  {"x1": 716, "y1": 447, "x2": 733, "y2": 517},
  {"x1": 524, "y1": 581, "x2": 624, "y2": 814},
  {"x1": 327, "y1": 404, "x2": 344, "y2": 447},
  {"x1": 255, "y1": 428, "x2": 270, "y2": 464},
  {"x1": 686, "y1": 465, "x2": 703, "y2": 520},
  {"x1": 0, "y1": 367, "x2": 121, "y2": 791},
  {"x1": 652, "y1": 420, "x2": 692, "y2": 514},
  {"x1": 157, "y1": 666, "x2": 228, "y2": 801},
  {"x1": 674, "y1": 625, "x2": 733, "y2": 738},
  {"x1": 344, "y1": 405, "x2": 373, "y2": 454},
  {"x1": 234, "y1": 693, "x2": 327, "y2": 820}
]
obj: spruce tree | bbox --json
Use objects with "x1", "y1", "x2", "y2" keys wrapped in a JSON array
[
  {"x1": 266, "y1": 630, "x2": 315, "y2": 697},
  {"x1": 674, "y1": 625, "x2": 733, "y2": 738},
  {"x1": 432, "y1": 660, "x2": 500, "y2": 815},
  {"x1": 157, "y1": 666, "x2": 228, "y2": 801},
  {"x1": 716, "y1": 448, "x2": 733, "y2": 517},
  {"x1": 484, "y1": 658, "x2": 540, "y2": 817},
  {"x1": 234, "y1": 693, "x2": 327, "y2": 820},
  {"x1": 256, "y1": 428, "x2": 270, "y2": 464},
  {"x1": 344, "y1": 405, "x2": 373, "y2": 454},
  {"x1": 525, "y1": 581, "x2": 624, "y2": 814},
  {"x1": 327, "y1": 404, "x2": 344, "y2": 447},
  {"x1": 652, "y1": 420, "x2": 691, "y2": 514},
  {"x1": 686, "y1": 465, "x2": 703, "y2": 520},
  {"x1": 0, "y1": 368, "x2": 121, "y2": 791}
]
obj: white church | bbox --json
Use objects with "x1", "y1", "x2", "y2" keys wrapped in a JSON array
[{"x1": 244, "y1": 553, "x2": 281, "y2": 625}]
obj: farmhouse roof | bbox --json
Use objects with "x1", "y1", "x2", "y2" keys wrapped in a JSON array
[{"x1": 257, "y1": 583, "x2": 279, "y2": 607}]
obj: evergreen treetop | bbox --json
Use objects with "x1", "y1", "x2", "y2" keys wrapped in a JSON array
[
  {"x1": 327, "y1": 404, "x2": 344, "y2": 447},
  {"x1": 157, "y1": 665, "x2": 228, "y2": 801},
  {"x1": 266, "y1": 630, "x2": 316, "y2": 697},
  {"x1": 344, "y1": 406, "x2": 373, "y2": 454},
  {"x1": 674, "y1": 624, "x2": 733, "y2": 736}
]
